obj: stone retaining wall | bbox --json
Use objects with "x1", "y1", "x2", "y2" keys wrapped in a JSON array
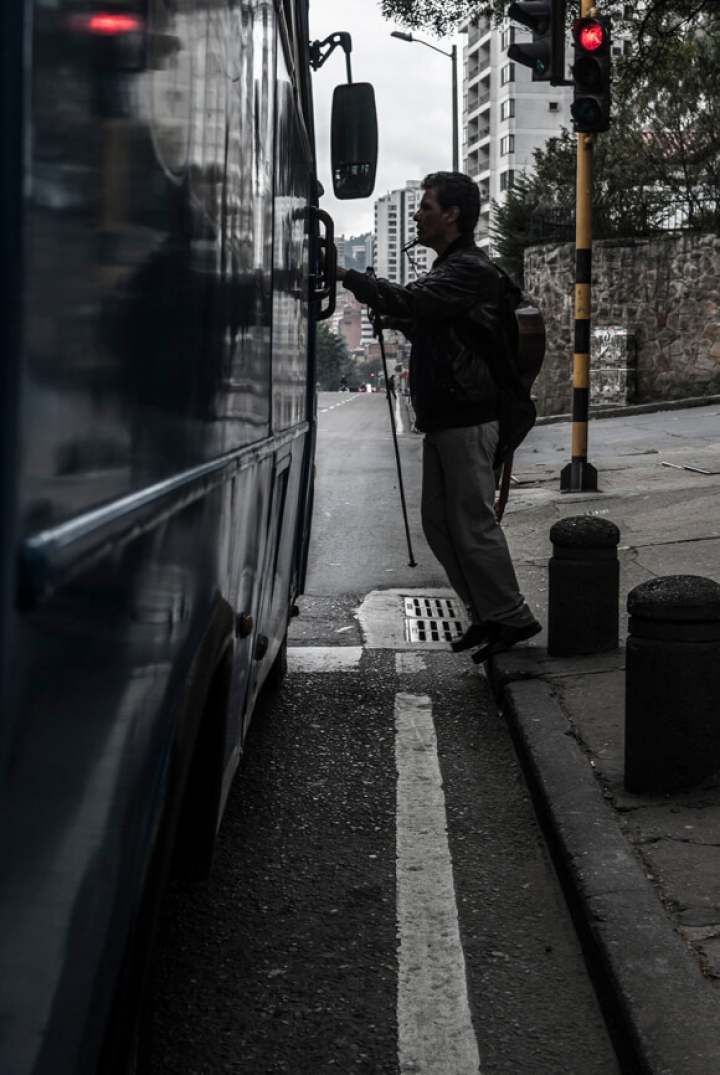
[{"x1": 524, "y1": 232, "x2": 720, "y2": 417}]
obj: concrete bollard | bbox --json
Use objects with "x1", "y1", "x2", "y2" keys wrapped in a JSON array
[
  {"x1": 625, "y1": 575, "x2": 720, "y2": 794},
  {"x1": 547, "y1": 516, "x2": 620, "y2": 656}
]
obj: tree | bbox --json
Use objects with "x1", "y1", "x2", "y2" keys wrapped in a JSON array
[
  {"x1": 380, "y1": 0, "x2": 483, "y2": 37},
  {"x1": 637, "y1": 27, "x2": 720, "y2": 217},
  {"x1": 490, "y1": 173, "x2": 543, "y2": 283},
  {"x1": 315, "y1": 323, "x2": 354, "y2": 390}
]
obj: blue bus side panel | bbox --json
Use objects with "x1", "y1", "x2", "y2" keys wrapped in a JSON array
[
  {"x1": 1, "y1": 491, "x2": 221, "y2": 1073},
  {"x1": 20, "y1": 1, "x2": 279, "y2": 540},
  {"x1": 272, "y1": 60, "x2": 312, "y2": 433},
  {"x1": 0, "y1": 1, "x2": 316, "y2": 1072}
]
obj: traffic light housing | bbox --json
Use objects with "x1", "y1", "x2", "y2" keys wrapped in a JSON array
[
  {"x1": 507, "y1": 0, "x2": 566, "y2": 85},
  {"x1": 571, "y1": 16, "x2": 612, "y2": 133}
]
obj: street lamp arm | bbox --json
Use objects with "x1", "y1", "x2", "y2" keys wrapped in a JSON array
[{"x1": 390, "y1": 30, "x2": 452, "y2": 59}]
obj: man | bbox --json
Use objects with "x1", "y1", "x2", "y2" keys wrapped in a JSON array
[{"x1": 336, "y1": 171, "x2": 540, "y2": 663}]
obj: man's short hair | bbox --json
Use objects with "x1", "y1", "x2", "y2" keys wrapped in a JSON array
[{"x1": 422, "y1": 171, "x2": 480, "y2": 234}]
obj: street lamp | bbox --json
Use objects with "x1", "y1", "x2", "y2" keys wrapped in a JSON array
[{"x1": 390, "y1": 31, "x2": 458, "y2": 171}]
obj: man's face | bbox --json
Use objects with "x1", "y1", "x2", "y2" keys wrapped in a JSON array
[{"x1": 413, "y1": 187, "x2": 457, "y2": 251}]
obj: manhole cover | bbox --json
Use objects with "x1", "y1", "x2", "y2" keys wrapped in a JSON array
[{"x1": 404, "y1": 595, "x2": 464, "y2": 644}]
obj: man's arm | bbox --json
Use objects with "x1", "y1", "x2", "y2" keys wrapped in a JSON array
[{"x1": 338, "y1": 255, "x2": 497, "y2": 322}]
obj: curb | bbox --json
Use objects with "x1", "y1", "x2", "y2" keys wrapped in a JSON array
[
  {"x1": 489, "y1": 667, "x2": 720, "y2": 1075},
  {"x1": 535, "y1": 394, "x2": 720, "y2": 426}
]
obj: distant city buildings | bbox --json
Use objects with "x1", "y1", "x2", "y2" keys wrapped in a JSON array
[
  {"x1": 336, "y1": 234, "x2": 373, "y2": 274},
  {"x1": 332, "y1": 234, "x2": 374, "y2": 357},
  {"x1": 333, "y1": 288, "x2": 364, "y2": 355}
]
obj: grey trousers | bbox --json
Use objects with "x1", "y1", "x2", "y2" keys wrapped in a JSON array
[{"x1": 421, "y1": 422, "x2": 535, "y2": 629}]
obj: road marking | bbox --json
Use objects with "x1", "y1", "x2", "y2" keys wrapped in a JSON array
[
  {"x1": 395, "y1": 692, "x2": 482, "y2": 1074},
  {"x1": 318, "y1": 395, "x2": 358, "y2": 413},
  {"x1": 287, "y1": 647, "x2": 362, "y2": 673}
]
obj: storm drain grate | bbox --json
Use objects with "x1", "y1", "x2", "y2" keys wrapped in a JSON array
[{"x1": 403, "y1": 596, "x2": 465, "y2": 644}]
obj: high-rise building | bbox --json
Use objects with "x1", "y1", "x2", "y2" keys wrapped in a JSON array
[
  {"x1": 462, "y1": 15, "x2": 573, "y2": 251},
  {"x1": 373, "y1": 181, "x2": 432, "y2": 284}
]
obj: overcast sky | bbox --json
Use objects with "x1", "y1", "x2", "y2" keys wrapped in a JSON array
[{"x1": 308, "y1": 0, "x2": 463, "y2": 238}]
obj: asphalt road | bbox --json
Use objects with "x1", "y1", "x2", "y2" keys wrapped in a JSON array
[{"x1": 148, "y1": 392, "x2": 623, "y2": 1074}]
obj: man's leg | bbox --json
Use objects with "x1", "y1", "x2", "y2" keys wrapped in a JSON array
[
  {"x1": 421, "y1": 431, "x2": 478, "y2": 619},
  {"x1": 424, "y1": 424, "x2": 536, "y2": 630}
]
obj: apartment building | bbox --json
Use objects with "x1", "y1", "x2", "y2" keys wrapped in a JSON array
[
  {"x1": 373, "y1": 181, "x2": 432, "y2": 284},
  {"x1": 463, "y1": 15, "x2": 573, "y2": 251}
]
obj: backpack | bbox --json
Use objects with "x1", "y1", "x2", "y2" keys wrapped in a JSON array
[{"x1": 469, "y1": 261, "x2": 546, "y2": 469}]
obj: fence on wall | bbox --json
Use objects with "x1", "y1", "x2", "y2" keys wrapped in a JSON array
[{"x1": 527, "y1": 194, "x2": 720, "y2": 245}]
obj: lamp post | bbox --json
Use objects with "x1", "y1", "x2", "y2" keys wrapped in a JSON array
[{"x1": 390, "y1": 31, "x2": 458, "y2": 171}]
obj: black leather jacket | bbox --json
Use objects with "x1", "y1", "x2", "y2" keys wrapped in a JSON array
[{"x1": 342, "y1": 235, "x2": 503, "y2": 432}]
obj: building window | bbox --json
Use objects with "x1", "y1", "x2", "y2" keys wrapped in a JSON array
[
  {"x1": 500, "y1": 98, "x2": 515, "y2": 121},
  {"x1": 501, "y1": 26, "x2": 515, "y2": 50},
  {"x1": 500, "y1": 63, "x2": 515, "y2": 86},
  {"x1": 500, "y1": 134, "x2": 515, "y2": 155},
  {"x1": 500, "y1": 170, "x2": 515, "y2": 192},
  {"x1": 548, "y1": 101, "x2": 559, "y2": 112}
]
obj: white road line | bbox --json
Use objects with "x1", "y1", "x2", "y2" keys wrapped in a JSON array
[
  {"x1": 395, "y1": 692, "x2": 482, "y2": 1075},
  {"x1": 318, "y1": 395, "x2": 358, "y2": 413},
  {"x1": 287, "y1": 647, "x2": 362, "y2": 672}
]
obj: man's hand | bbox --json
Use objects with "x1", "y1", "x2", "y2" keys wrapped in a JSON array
[{"x1": 369, "y1": 309, "x2": 390, "y2": 329}]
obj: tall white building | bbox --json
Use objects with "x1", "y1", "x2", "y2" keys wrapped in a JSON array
[
  {"x1": 462, "y1": 15, "x2": 573, "y2": 251},
  {"x1": 373, "y1": 181, "x2": 432, "y2": 284}
]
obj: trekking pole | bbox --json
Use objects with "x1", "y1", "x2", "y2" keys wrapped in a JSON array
[{"x1": 371, "y1": 310, "x2": 417, "y2": 567}]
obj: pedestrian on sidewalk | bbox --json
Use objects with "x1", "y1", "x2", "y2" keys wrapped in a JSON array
[{"x1": 336, "y1": 171, "x2": 540, "y2": 661}]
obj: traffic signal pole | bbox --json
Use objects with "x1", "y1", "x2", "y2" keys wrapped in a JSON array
[
  {"x1": 560, "y1": 0, "x2": 611, "y2": 492},
  {"x1": 507, "y1": 0, "x2": 610, "y2": 491},
  {"x1": 562, "y1": 126, "x2": 598, "y2": 491}
]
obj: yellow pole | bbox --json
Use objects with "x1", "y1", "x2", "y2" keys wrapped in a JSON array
[{"x1": 561, "y1": 0, "x2": 599, "y2": 492}]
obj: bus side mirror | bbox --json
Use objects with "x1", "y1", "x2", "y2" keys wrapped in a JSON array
[{"x1": 330, "y1": 83, "x2": 377, "y2": 200}]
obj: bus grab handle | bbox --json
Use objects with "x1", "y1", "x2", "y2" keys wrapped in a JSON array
[{"x1": 310, "y1": 206, "x2": 336, "y2": 321}]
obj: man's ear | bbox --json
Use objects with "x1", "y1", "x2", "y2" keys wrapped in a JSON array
[{"x1": 446, "y1": 205, "x2": 460, "y2": 225}]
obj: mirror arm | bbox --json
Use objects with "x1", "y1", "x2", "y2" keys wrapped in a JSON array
[{"x1": 309, "y1": 32, "x2": 353, "y2": 82}]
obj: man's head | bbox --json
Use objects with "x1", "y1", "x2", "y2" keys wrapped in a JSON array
[{"x1": 414, "y1": 172, "x2": 480, "y2": 253}]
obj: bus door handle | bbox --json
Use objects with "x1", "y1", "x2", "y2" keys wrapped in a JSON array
[{"x1": 309, "y1": 206, "x2": 336, "y2": 321}]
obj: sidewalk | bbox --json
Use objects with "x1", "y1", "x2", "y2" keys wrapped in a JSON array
[{"x1": 486, "y1": 401, "x2": 720, "y2": 1074}]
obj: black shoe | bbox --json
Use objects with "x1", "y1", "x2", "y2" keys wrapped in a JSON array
[
  {"x1": 471, "y1": 619, "x2": 542, "y2": 664},
  {"x1": 451, "y1": 622, "x2": 490, "y2": 653}
]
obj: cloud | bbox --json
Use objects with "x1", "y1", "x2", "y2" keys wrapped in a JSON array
[{"x1": 309, "y1": 0, "x2": 461, "y2": 237}]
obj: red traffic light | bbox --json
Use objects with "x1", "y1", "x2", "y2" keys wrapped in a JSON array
[
  {"x1": 571, "y1": 13, "x2": 612, "y2": 133},
  {"x1": 579, "y1": 21, "x2": 604, "y2": 50},
  {"x1": 573, "y1": 18, "x2": 607, "y2": 52}
]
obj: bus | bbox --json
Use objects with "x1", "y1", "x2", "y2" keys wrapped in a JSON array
[{"x1": 0, "y1": 2, "x2": 375, "y2": 1072}]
